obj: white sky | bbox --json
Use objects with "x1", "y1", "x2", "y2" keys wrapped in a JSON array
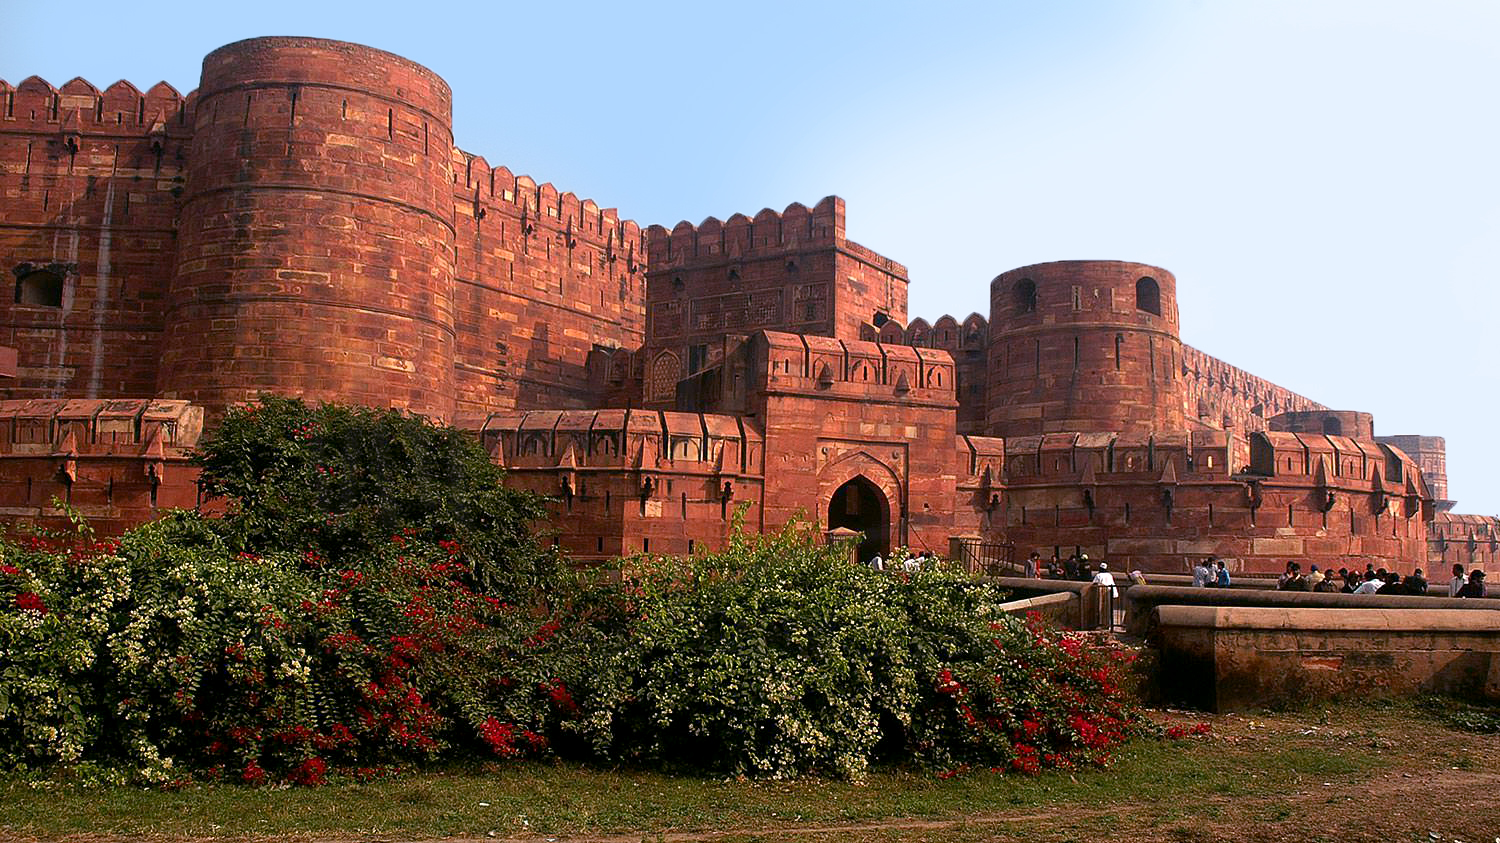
[{"x1": 6, "y1": 0, "x2": 1498, "y2": 513}]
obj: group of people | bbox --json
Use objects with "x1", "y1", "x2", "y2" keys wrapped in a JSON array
[
  {"x1": 866, "y1": 550, "x2": 937, "y2": 573},
  {"x1": 1024, "y1": 551, "x2": 1144, "y2": 595},
  {"x1": 1190, "y1": 556, "x2": 1233, "y2": 588},
  {"x1": 1026, "y1": 551, "x2": 1106, "y2": 582},
  {"x1": 1193, "y1": 558, "x2": 1490, "y2": 597}
]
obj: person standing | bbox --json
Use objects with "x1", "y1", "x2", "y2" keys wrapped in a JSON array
[
  {"x1": 1215, "y1": 559, "x2": 1231, "y2": 588},
  {"x1": 1091, "y1": 561, "x2": 1118, "y2": 598},
  {"x1": 1024, "y1": 552, "x2": 1040, "y2": 578},
  {"x1": 1192, "y1": 558, "x2": 1213, "y2": 588},
  {"x1": 1448, "y1": 563, "x2": 1467, "y2": 597}
]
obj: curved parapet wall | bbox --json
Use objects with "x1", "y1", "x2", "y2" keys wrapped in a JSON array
[
  {"x1": 159, "y1": 37, "x2": 457, "y2": 420},
  {"x1": 987, "y1": 261, "x2": 1185, "y2": 438},
  {"x1": 996, "y1": 428, "x2": 1433, "y2": 576}
]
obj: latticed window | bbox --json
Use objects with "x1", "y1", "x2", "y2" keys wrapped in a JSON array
[{"x1": 649, "y1": 352, "x2": 680, "y2": 401}]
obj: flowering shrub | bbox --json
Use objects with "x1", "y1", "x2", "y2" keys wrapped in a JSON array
[
  {"x1": 0, "y1": 528, "x2": 126, "y2": 771},
  {"x1": 565, "y1": 526, "x2": 1140, "y2": 780},
  {"x1": 0, "y1": 399, "x2": 584, "y2": 785},
  {"x1": 194, "y1": 396, "x2": 560, "y2": 598}
]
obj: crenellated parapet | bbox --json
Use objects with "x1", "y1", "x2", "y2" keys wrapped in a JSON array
[
  {"x1": 0, "y1": 75, "x2": 192, "y2": 135},
  {"x1": 1430, "y1": 512, "x2": 1500, "y2": 571},
  {"x1": 0, "y1": 398, "x2": 204, "y2": 535},
  {"x1": 995, "y1": 426, "x2": 1432, "y2": 575},
  {"x1": 464, "y1": 408, "x2": 766, "y2": 559},
  {"x1": 644, "y1": 197, "x2": 845, "y2": 266},
  {"x1": 1179, "y1": 345, "x2": 1325, "y2": 433},
  {"x1": 447, "y1": 150, "x2": 648, "y2": 415}
]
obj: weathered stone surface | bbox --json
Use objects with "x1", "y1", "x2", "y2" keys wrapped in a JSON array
[{"x1": 1155, "y1": 605, "x2": 1500, "y2": 710}]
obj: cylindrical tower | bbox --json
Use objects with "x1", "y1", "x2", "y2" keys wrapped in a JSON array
[
  {"x1": 986, "y1": 260, "x2": 1185, "y2": 438},
  {"x1": 159, "y1": 37, "x2": 456, "y2": 420}
]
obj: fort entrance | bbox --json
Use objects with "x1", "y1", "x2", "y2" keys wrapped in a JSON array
[{"x1": 828, "y1": 476, "x2": 890, "y2": 564}]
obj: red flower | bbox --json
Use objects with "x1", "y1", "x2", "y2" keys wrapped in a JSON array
[
  {"x1": 544, "y1": 678, "x2": 578, "y2": 714},
  {"x1": 13, "y1": 592, "x2": 46, "y2": 614},
  {"x1": 290, "y1": 757, "x2": 328, "y2": 786},
  {"x1": 242, "y1": 760, "x2": 267, "y2": 785},
  {"x1": 935, "y1": 668, "x2": 963, "y2": 695},
  {"x1": 1, "y1": 564, "x2": 20, "y2": 576}
]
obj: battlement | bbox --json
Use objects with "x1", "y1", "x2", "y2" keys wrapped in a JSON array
[
  {"x1": 475, "y1": 408, "x2": 761, "y2": 473},
  {"x1": 1180, "y1": 345, "x2": 1325, "y2": 432},
  {"x1": 0, "y1": 76, "x2": 192, "y2": 131},
  {"x1": 0, "y1": 398, "x2": 201, "y2": 454},
  {"x1": 645, "y1": 197, "x2": 846, "y2": 265},
  {"x1": 753, "y1": 330, "x2": 955, "y2": 405},
  {"x1": 0, "y1": 399, "x2": 204, "y2": 535},
  {"x1": 455, "y1": 151, "x2": 643, "y2": 245},
  {"x1": 866, "y1": 312, "x2": 989, "y2": 349}
]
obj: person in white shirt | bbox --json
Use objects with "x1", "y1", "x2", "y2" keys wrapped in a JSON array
[
  {"x1": 868, "y1": 553, "x2": 884, "y2": 573},
  {"x1": 1448, "y1": 563, "x2": 1467, "y2": 597},
  {"x1": 1352, "y1": 576, "x2": 1383, "y2": 595},
  {"x1": 1191, "y1": 558, "x2": 1213, "y2": 588},
  {"x1": 1091, "y1": 561, "x2": 1118, "y2": 598}
]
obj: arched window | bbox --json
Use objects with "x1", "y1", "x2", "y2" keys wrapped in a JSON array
[
  {"x1": 1136, "y1": 276, "x2": 1161, "y2": 316},
  {"x1": 648, "y1": 352, "x2": 681, "y2": 402},
  {"x1": 15, "y1": 268, "x2": 64, "y2": 307},
  {"x1": 1013, "y1": 279, "x2": 1037, "y2": 314}
]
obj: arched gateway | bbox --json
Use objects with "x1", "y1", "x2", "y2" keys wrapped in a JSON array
[{"x1": 828, "y1": 476, "x2": 891, "y2": 564}]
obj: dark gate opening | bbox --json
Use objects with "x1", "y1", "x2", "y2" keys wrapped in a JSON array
[{"x1": 828, "y1": 476, "x2": 889, "y2": 565}]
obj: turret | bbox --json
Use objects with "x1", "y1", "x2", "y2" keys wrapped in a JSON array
[
  {"x1": 986, "y1": 260, "x2": 1185, "y2": 437},
  {"x1": 158, "y1": 37, "x2": 457, "y2": 420}
]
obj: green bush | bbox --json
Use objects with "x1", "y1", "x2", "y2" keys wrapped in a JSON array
[
  {"x1": 1, "y1": 398, "x2": 580, "y2": 784},
  {"x1": 566, "y1": 527, "x2": 1139, "y2": 780},
  {"x1": 196, "y1": 396, "x2": 559, "y2": 598}
]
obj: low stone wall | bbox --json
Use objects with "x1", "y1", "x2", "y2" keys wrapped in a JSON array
[
  {"x1": 1155, "y1": 606, "x2": 1500, "y2": 711},
  {"x1": 988, "y1": 577, "x2": 1112, "y2": 629},
  {"x1": 997, "y1": 591, "x2": 1080, "y2": 629},
  {"x1": 1122, "y1": 584, "x2": 1498, "y2": 636}
]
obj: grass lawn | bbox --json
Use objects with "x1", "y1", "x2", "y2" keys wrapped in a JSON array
[{"x1": 2, "y1": 702, "x2": 1496, "y2": 843}]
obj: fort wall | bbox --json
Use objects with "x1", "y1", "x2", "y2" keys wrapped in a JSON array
[
  {"x1": 0, "y1": 75, "x2": 191, "y2": 401},
  {"x1": 1180, "y1": 344, "x2": 1324, "y2": 434},
  {"x1": 997, "y1": 428, "x2": 1430, "y2": 575},
  {"x1": 0, "y1": 398, "x2": 202, "y2": 535},
  {"x1": 450, "y1": 153, "x2": 645, "y2": 414}
]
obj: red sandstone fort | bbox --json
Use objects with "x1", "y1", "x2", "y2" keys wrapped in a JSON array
[{"x1": 0, "y1": 37, "x2": 1493, "y2": 575}]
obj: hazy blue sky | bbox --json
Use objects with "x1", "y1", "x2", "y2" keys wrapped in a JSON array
[{"x1": 7, "y1": 1, "x2": 1499, "y2": 514}]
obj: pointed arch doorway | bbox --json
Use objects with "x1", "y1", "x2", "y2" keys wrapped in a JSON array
[{"x1": 828, "y1": 475, "x2": 891, "y2": 564}]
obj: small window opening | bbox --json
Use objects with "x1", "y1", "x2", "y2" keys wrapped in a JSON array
[
  {"x1": 1014, "y1": 278, "x2": 1037, "y2": 314},
  {"x1": 15, "y1": 268, "x2": 64, "y2": 307},
  {"x1": 1136, "y1": 276, "x2": 1161, "y2": 316}
]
